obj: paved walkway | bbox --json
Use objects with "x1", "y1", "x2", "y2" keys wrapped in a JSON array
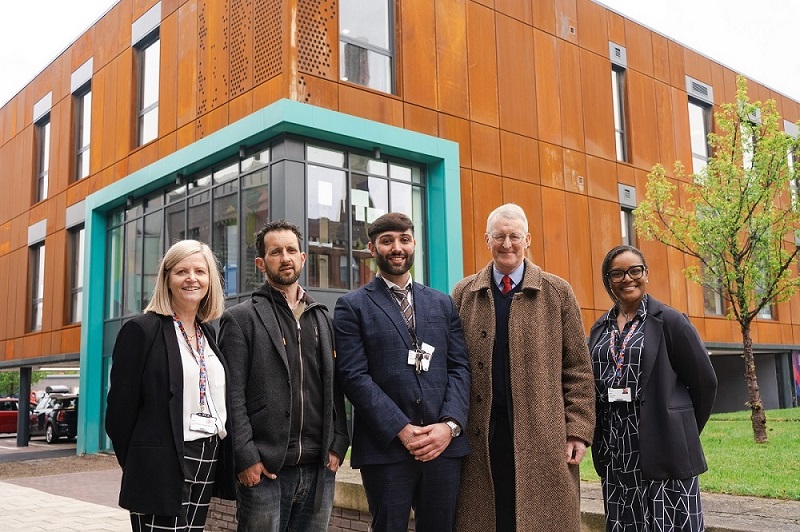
[{"x1": 0, "y1": 464, "x2": 798, "y2": 531}]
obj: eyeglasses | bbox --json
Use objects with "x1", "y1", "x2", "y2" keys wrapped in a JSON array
[
  {"x1": 606, "y1": 265, "x2": 647, "y2": 283},
  {"x1": 490, "y1": 233, "x2": 525, "y2": 244}
]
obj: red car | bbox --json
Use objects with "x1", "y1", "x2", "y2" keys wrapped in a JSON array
[{"x1": 0, "y1": 397, "x2": 34, "y2": 435}]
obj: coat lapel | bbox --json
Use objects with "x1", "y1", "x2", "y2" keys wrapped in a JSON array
[
  {"x1": 253, "y1": 292, "x2": 290, "y2": 370},
  {"x1": 162, "y1": 315, "x2": 185, "y2": 472},
  {"x1": 365, "y1": 276, "x2": 413, "y2": 349},
  {"x1": 640, "y1": 300, "x2": 663, "y2": 393}
]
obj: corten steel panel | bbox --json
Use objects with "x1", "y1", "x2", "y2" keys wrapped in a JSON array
[
  {"x1": 401, "y1": 0, "x2": 437, "y2": 108},
  {"x1": 472, "y1": 0, "x2": 493, "y2": 8},
  {"x1": 94, "y1": 2, "x2": 129, "y2": 73},
  {"x1": 0, "y1": 256, "x2": 7, "y2": 338},
  {"x1": 683, "y1": 48, "x2": 713, "y2": 89},
  {"x1": 580, "y1": 49, "x2": 614, "y2": 161},
  {"x1": 587, "y1": 197, "x2": 621, "y2": 309},
  {"x1": 585, "y1": 154, "x2": 617, "y2": 202},
  {"x1": 50, "y1": 101, "x2": 70, "y2": 196},
  {"x1": 159, "y1": 11, "x2": 179, "y2": 136},
  {"x1": 252, "y1": 73, "x2": 289, "y2": 111},
  {"x1": 254, "y1": 0, "x2": 283, "y2": 83},
  {"x1": 338, "y1": 84, "x2": 403, "y2": 127},
  {"x1": 133, "y1": 0, "x2": 160, "y2": 20},
  {"x1": 722, "y1": 68, "x2": 739, "y2": 108},
  {"x1": 294, "y1": 74, "x2": 339, "y2": 108},
  {"x1": 470, "y1": 122, "x2": 501, "y2": 175},
  {"x1": 533, "y1": 29, "x2": 562, "y2": 147},
  {"x1": 197, "y1": 0, "x2": 230, "y2": 115},
  {"x1": 228, "y1": 91, "x2": 255, "y2": 124},
  {"x1": 129, "y1": 141, "x2": 160, "y2": 175},
  {"x1": 626, "y1": 70, "x2": 659, "y2": 171},
  {"x1": 606, "y1": 8, "x2": 625, "y2": 47},
  {"x1": 22, "y1": 334, "x2": 44, "y2": 362},
  {"x1": 439, "y1": 113, "x2": 472, "y2": 169},
  {"x1": 554, "y1": 0, "x2": 578, "y2": 43},
  {"x1": 466, "y1": 2, "x2": 499, "y2": 127},
  {"x1": 50, "y1": 330, "x2": 62, "y2": 357},
  {"x1": 654, "y1": 80, "x2": 677, "y2": 173},
  {"x1": 471, "y1": 170, "x2": 503, "y2": 268},
  {"x1": 540, "y1": 187, "x2": 569, "y2": 279},
  {"x1": 532, "y1": 0, "x2": 556, "y2": 35},
  {"x1": 563, "y1": 148, "x2": 586, "y2": 195},
  {"x1": 98, "y1": 61, "x2": 118, "y2": 170},
  {"x1": 581, "y1": 309, "x2": 598, "y2": 334},
  {"x1": 565, "y1": 192, "x2": 593, "y2": 307},
  {"x1": 52, "y1": 57, "x2": 71, "y2": 110},
  {"x1": 667, "y1": 40, "x2": 685, "y2": 89},
  {"x1": 176, "y1": 122, "x2": 197, "y2": 150},
  {"x1": 703, "y1": 317, "x2": 738, "y2": 344},
  {"x1": 12, "y1": 248, "x2": 25, "y2": 337},
  {"x1": 500, "y1": 130, "x2": 539, "y2": 183},
  {"x1": 496, "y1": 14, "x2": 537, "y2": 138},
  {"x1": 52, "y1": 192, "x2": 67, "y2": 234},
  {"x1": 651, "y1": 33, "x2": 670, "y2": 84},
  {"x1": 46, "y1": 231, "x2": 66, "y2": 331},
  {"x1": 163, "y1": 0, "x2": 184, "y2": 16},
  {"x1": 157, "y1": 132, "x2": 178, "y2": 160},
  {"x1": 176, "y1": 1, "x2": 199, "y2": 128},
  {"x1": 539, "y1": 141, "x2": 563, "y2": 190},
  {"x1": 296, "y1": 0, "x2": 336, "y2": 80},
  {"x1": 623, "y1": 19, "x2": 653, "y2": 77},
  {"x1": 115, "y1": 50, "x2": 134, "y2": 161},
  {"x1": 62, "y1": 325, "x2": 81, "y2": 354},
  {"x1": 710, "y1": 63, "x2": 729, "y2": 107},
  {"x1": 230, "y1": 0, "x2": 254, "y2": 98},
  {"x1": 435, "y1": 0, "x2": 469, "y2": 119},
  {"x1": 558, "y1": 40, "x2": 585, "y2": 151},
  {"x1": 403, "y1": 103, "x2": 438, "y2": 137},
  {"x1": 459, "y1": 169, "x2": 477, "y2": 275},
  {"x1": 502, "y1": 178, "x2": 543, "y2": 264},
  {"x1": 88, "y1": 68, "x2": 105, "y2": 178},
  {"x1": 195, "y1": 102, "x2": 229, "y2": 140},
  {"x1": 496, "y1": 0, "x2": 532, "y2": 24},
  {"x1": 670, "y1": 86, "x2": 692, "y2": 179},
  {"x1": 665, "y1": 245, "x2": 688, "y2": 314},
  {"x1": 576, "y1": 0, "x2": 607, "y2": 57}
]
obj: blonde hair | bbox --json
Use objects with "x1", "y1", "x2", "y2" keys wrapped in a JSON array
[{"x1": 144, "y1": 240, "x2": 225, "y2": 322}]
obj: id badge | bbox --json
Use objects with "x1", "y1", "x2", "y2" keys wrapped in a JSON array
[
  {"x1": 190, "y1": 412, "x2": 218, "y2": 434},
  {"x1": 419, "y1": 342, "x2": 435, "y2": 371},
  {"x1": 408, "y1": 350, "x2": 418, "y2": 366},
  {"x1": 608, "y1": 387, "x2": 632, "y2": 403}
]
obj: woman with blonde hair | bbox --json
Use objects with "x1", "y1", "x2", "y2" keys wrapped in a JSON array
[{"x1": 106, "y1": 240, "x2": 235, "y2": 531}]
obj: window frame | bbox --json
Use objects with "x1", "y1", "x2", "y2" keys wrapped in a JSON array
[
  {"x1": 135, "y1": 30, "x2": 160, "y2": 147},
  {"x1": 688, "y1": 98, "x2": 712, "y2": 176},
  {"x1": 29, "y1": 243, "x2": 46, "y2": 331},
  {"x1": 74, "y1": 84, "x2": 92, "y2": 181},
  {"x1": 611, "y1": 65, "x2": 628, "y2": 162},
  {"x1": 35, "y1": 115, "x2": 51, "y2": 202},
  {"x1": 339, "y1": 0, "x2": 395, "y2": 94},
  {"x1": 68, "y1": 225, "x2": 85, "y2": 323}
]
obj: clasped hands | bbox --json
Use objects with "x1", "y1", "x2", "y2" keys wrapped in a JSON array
[{"x1": 398, "y1": 423, "x2": 452, "y2": 462}]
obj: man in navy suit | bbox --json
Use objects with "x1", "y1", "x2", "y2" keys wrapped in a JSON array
[{"x1": 334, "y1": 212, "x2": 470, "y2": 532}]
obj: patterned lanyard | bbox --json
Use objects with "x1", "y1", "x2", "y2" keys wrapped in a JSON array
[
  {"x1": 173, "y1": 314, "x2": 207, "y2": 413},
  {"x1": 609, "y1": 317, "x2": 640, "y2": 385}
]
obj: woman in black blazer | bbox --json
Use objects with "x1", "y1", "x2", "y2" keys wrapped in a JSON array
[
  {"x1": 588, "y1": 245, "x2": 717, "y2": 532},
  {"x1": 106, "y1": 240, "x2": 235, "y2": 531}
]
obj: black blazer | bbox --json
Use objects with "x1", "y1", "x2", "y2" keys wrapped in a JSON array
[
  {"x1": 588, "y1": 297, "x2": 718, "y2": 480},
  {"x1": 106, "y1": 312, "x2": 236, "y2": 516}
]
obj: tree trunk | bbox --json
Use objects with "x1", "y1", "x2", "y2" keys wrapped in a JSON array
[{"x1": 740, "y1": 322, "x2": 768, "y2": 443}]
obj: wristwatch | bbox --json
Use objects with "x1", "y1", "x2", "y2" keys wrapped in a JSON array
[{"x1": 445, "y1": 420, "x2": 461, "y2": 438}]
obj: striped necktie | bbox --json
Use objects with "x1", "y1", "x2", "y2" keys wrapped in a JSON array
[{"x1": 391, "y1": 286, "x2": 415, "y2": 333}]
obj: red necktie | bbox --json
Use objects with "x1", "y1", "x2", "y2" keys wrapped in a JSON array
[{"x1": 501, "y1": 275, "x2": 512, "y2": 294}]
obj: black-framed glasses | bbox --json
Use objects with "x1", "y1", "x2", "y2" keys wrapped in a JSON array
[
  {"x1": 490, "y1": 232, "x2": 525, "y2": 244},
  {"x1": 606, "y1": 265, "x2": 647, "y2": 283}
]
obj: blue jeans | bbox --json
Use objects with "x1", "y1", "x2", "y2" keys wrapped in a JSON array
[{"x1": 236, "y1": 463, "x2": 335, "y2": 532}]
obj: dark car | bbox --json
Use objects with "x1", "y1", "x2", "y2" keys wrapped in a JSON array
[
  {"x1": 30, "y1": 393, "x2": 78, "y2": 443},
  {"x1": 0, "y1": 398, "x2": 33, "y2": 435}
]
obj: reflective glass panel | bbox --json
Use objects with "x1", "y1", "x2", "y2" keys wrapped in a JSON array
[{"x1": 307, "y1": 165, "x2": 347, "y2": 288}]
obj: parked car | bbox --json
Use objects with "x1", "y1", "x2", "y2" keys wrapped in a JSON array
[
  {"x1": 0, "y1": 398, "x2": 33, "y2": 435},
  {"x1": 30, "y1": 393, "x2": 78, "y2": 443}
]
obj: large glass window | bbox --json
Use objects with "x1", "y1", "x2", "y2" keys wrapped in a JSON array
[
  {"x1": 611, "y1": 66, "x2": 627, "y2": 162},
  {"x1": 74, "y1": 86, "x2": 92, "y2": 180},
  {"x1": 620, "y1": 208, "x2": 635, "y2": 246},
  {"x1": 29, "y1": 243, "x2": 45, "y2": 331},
  {"x1": 339, "y1": 0, "x2": 394, "y2": 93},
  {"x1": 68, "y1": 226, "x2": 85, "y2": 323},
  {"x1": 35, "y1": 116, "x2": 50, "y2": 202},
  {"x1": 688, "y1": 99, "x2": 712, "y2": 175},
  {"x1": 136, "y1": 32, "x2": 160, "y2": 146}
]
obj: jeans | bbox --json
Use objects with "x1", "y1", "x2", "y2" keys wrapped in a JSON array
[{"x1": 236, "y1": 463, "x2": 335, "y2": 532}]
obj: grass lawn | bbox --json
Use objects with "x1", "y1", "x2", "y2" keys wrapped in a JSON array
[{"x1": 579, "y1": 407, "x2": 800, "y2": 500}]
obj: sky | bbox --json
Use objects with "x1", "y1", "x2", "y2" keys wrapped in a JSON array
[{"x1": 0, "y1": 0, "x2": 799, "y2": 107}]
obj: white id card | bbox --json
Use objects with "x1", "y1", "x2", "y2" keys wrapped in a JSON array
[
  {"x1": 408, "y1": 350, "x2": 418, "y2": 365},
  {"x1": 608, "y1": 387, "x2": 632, "y2": 403},
  {"x1": 190, "y1": 412, "x2": 218, "y2": 434},
  {"x1": 419, "y1": 342, "x2": 435, "y2": 371}
]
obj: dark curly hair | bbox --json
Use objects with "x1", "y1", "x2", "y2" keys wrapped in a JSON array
[{"x1": 254, "y1": 220, "x2": 303, "y2": 258}]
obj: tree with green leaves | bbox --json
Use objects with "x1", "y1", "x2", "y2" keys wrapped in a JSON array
[
  {"x1": 635, "y1": 76, "x2": 800, "y2": 443},
  {"x1": 0, "y1": 370, "x2": 48, "y2": 398}
]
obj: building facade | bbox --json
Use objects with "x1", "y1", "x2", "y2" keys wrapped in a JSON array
[{"x1": 0, "y1": 0, "x2": 798, "y2": 454}]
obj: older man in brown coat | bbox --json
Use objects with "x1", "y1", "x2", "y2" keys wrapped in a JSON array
[{"x1": 452, "y1": 203, "x2": 595, "y2": 531}]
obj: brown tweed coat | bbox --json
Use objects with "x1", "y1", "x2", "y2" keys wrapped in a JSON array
[{"x1": 452, "y1": 259, "x2": 595, "y2": 532}]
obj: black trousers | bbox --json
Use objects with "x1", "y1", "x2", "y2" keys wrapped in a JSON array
[{"x1": 490, "y1": 415, "x2": 516, "y2": 532}]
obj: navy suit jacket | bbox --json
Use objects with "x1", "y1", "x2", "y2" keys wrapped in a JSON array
[{"x1": 334, "y1": 276, "x2": 471, "y2": 467}]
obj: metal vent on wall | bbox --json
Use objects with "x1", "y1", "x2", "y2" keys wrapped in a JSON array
[
  {"x1": 254, "y1": 0, "x2": 282, "y2": 83},
  {"x1": 686, "y1": 76, "x2": 714, "y2": 105},
  {"x1": 618, "y1": 184, "x2": 637, "y2": 209},
  {"x1": 297, "y1": 0, "x2": 336, "y2": 78},
  {"x1": 609, "y1": 41, "x2": 627, "y2": 68},
  {"x1": 230, "y1": 0, "x2": 253, "y2": 98}
]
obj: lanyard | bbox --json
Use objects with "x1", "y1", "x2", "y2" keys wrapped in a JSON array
[
  {"x1": 609, "y1": 317, "x2": 640, "y2": 386},
  {"x1": 173, "y1": 314, "x2": 208, "y2": 413}
]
